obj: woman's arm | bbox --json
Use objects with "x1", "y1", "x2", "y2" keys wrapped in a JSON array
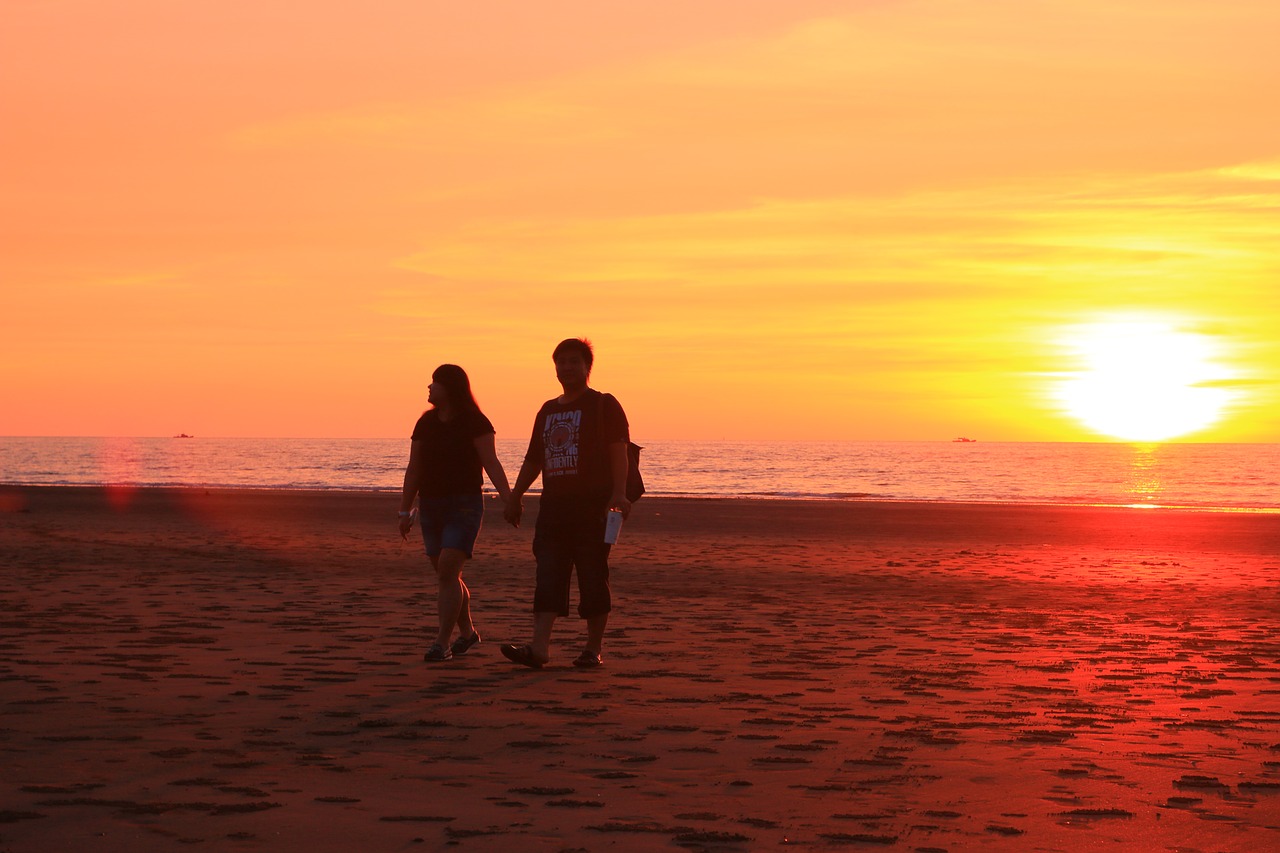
[
  {"x1": 398, "y1": 440, "x2": 426, "y2": 539},
  {"x1": 474, "y1": 432, "x2": 513, "y2": 504}
]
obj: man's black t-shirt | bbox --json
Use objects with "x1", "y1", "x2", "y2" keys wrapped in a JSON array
[
  {"x1": 526, "y1": 389, "x2": 629, "y2": 507},
  {"x1": 411, "y1": 409, "x2": 495, "y2": 497}
]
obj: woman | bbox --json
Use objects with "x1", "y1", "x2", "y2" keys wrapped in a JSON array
[{"x1": 399, "y1": 364, "x2": 514, "y2": 662}]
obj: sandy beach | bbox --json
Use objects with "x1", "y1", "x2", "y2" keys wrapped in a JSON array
[{"x1": 2, "y1": 486, "x2": 1278, "y2": 852}]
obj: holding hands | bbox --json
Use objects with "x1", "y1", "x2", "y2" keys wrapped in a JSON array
[{"x1": 504, "y1": 495, "x2": 523, "y2": 528}]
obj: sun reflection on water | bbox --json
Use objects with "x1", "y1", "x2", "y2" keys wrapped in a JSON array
[{"x1": 1123, "y1": 443, "x2": 1164, "y2": 506}]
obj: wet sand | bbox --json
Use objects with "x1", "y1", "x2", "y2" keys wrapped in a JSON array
[{"x1": 2, "y1": 486, "x2": 1279, "y2": 851}]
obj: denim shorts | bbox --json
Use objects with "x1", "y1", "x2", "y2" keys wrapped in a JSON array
[{"x1": 419, "y1": 494, "x2": 484, "y2": 558}]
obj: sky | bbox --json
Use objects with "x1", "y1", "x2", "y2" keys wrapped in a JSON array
[{"x1": 3, "y1": 0, "x2": 1278, "y2": 442}]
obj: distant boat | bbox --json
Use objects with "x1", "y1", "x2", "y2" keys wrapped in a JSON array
[
  {"x1": 952, "y1": 437, "x2": 976, "y2": 443},
  {"x1": 174, "y1": 433, "x2": 194, "y2": 439}
]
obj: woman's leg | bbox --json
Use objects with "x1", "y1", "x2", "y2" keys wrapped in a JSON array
[
  {"x1": 433, "y1": 547, "x2": 469, "y2": 648},
  {"x1": 456, "y1": 576, "x2": 474, "y2": 640}
]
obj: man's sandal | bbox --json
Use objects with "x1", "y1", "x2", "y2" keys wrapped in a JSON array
[{"x1": 500, "y1": 644, "x2": 548, "y2": 669}]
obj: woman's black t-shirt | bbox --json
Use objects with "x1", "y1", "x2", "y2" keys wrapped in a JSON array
[{"x1": 411, "y1": 409, "x2": 495, "y2": 497}]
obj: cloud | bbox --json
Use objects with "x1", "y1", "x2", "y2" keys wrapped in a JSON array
[
  {"x1": 230, "y1": 0, "x2": 1280, "y2": 206},
  {"x1": 1216, "y1": 159, "x2": 1280, "y2": 183}
]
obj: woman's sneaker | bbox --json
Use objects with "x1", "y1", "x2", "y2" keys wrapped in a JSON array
[
  {"x1": 423, "y1": 643, "x2": 453, "y2": 662},
  {"x1": 450, "y1": 630, "x2": 481, "y2": 656}
]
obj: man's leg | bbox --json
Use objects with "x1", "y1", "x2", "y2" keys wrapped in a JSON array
[
  {"x1": 584, "y1": 613, "x2": 607, "y2": 655},
  {"x1": 530, "y1": 611, "x2": 557, "y2": 662},
  {"x1": 508, "y1": 521, "x2": 571, "y2": 665},
  {"x1": 575, "y1": 519, "x2": 612, "y2": 658}
]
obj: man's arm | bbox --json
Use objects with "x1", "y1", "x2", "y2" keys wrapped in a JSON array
[
  {"x1": 512, "y1": 455, "x2": 542, "y2": 498},
  {"x1": 601, "y1": 394, "x2": 633, "y2": 518},
  {"x1": 608, "y1": 441, "x2": 632, "y2": 519}
]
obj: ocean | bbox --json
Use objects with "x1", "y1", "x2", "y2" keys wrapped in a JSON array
[{"x1": 1, "y1": 437, "x2": 1277, "y2": 511}]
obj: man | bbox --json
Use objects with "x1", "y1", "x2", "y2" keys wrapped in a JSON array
[{"x1": 501, "y1": 338, "x2": 632, "y2": 669}]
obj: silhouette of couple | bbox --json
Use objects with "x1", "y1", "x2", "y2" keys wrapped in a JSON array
[{"x1": 398, "y1": 338, "x2": 632, "y2": 669}]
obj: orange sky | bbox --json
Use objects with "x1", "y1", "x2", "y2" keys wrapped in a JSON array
[{"x1": 2, "y1": 1, "x2": 1278, "y2": 442}]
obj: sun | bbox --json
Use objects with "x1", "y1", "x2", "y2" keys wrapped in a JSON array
[{"x1": 1055, "y1": 319, "x2": 1236, "y2": 442}]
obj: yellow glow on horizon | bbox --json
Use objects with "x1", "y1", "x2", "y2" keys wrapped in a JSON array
[{"x1": 1054, "y1": 319, "x2": 1240, "y2": 442}]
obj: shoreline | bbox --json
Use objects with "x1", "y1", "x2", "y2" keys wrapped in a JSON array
[
  {"x1": 5, "y1": 484, "x2": 1280, "y2": 556},
  {"x1": 3, "y1": 481, "x2": 1279, "y2": 513},
  {"x1": 3, "y1": 484, "x2": 1279, "y2": 850},
  {"x1": 5, "y1": 436, "x2": 1279, "y2": 514}
]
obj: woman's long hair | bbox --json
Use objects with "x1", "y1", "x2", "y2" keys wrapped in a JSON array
[{"x1": 430, "y1": 364, "x2": 483, "y2": 417}]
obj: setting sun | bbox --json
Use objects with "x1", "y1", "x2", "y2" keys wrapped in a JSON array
[{"x1": 1055, "y1": 319, "x2": 1238, "y2": 442}]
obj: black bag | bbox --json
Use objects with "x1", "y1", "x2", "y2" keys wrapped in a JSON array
[
  {"x1": 597, "y1": 393, "x2": 645, "y2": 502},
  {"x1": 623, "y1": 440, "x2": 645, "y2": 503}
]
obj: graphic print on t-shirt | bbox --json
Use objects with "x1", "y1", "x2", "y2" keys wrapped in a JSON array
[{"x1": 543, "y1": 409, "x2": 582, "y2": 479}]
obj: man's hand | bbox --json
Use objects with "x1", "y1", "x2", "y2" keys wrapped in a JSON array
[
  {"x1": 610, "y1": 496, "x2": 633, "y2": 520},
  {"x1": 504, "y1": 498, "x2": 523, "y2": 528},
  {"x1": 398, "y1": 514, "x2": 414, "y2": 540}
]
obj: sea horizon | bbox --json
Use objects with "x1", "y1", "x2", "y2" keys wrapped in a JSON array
[{"x1": 2, "y1": 436, "x2": 1277, "y2": 512}]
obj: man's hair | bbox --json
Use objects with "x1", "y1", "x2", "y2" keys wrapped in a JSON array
[{"x1": 552, "y1": 338, "x2": 594, "y2": 372}]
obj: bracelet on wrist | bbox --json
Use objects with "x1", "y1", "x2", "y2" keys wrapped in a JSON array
[{"x1": 398, "y1": 511, "x2": 413, "y2": 518}]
